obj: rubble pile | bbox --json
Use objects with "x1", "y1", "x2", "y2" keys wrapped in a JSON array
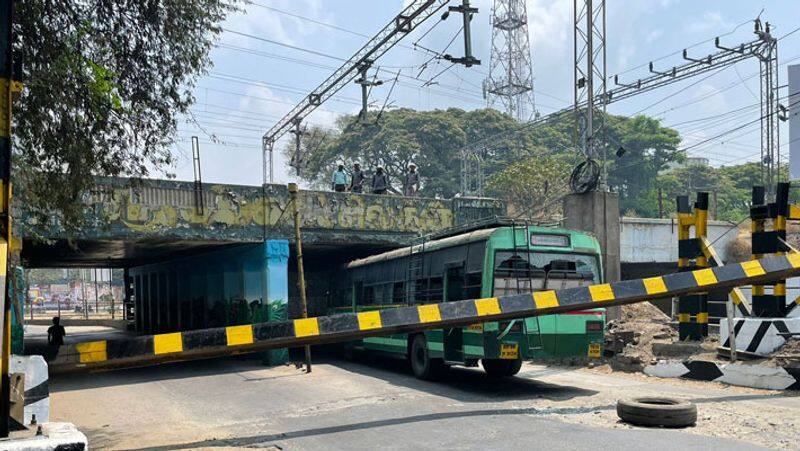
[{"x1": 606, "y1": 301, "x2": 675, "y2": 372}]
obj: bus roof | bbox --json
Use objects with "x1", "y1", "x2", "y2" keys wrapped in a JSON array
[{"x1": 346, "y1": 228, "x2": 499, "y2": 269}]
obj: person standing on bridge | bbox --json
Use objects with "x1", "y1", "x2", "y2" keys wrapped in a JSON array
[
  {"x1": 371, "y1": 166, "x2": 390, "y2": 195},
  {"x1": 403, "y1": 163, "x2": 420, "y2": 197},
  {"x1": 349, "y1": 162, "x2": 365, "y2": 193},
  {"x1": 331, "y1": 164, "x2": 348, "y2": 192}
]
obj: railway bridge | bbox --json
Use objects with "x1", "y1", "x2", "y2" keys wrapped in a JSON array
[{"x1": 14, "y1": 177, "x2": 505, "y2": 348}]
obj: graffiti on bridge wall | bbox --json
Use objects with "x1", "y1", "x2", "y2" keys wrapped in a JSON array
[{"x1": 69, "y1": 179, "x2": 503, "y2": 240}]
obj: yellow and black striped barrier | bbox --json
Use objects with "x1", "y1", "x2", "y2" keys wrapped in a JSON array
[
  {"x1": 676, "y1": 192, "x2": 710, "y2": 340},
  {"x1": 49, "y1": 253, "x2": 800, "y2": 373},
  {"x1": 750, "y1": 183, "x2": 792, "y2": 317}
]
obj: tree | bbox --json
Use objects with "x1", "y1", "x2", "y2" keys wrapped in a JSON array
[
  {"x1": 654, "y1": 162, "x2": 781, "y2": 222},
  {"x1": 605, "y1": 115, "x2": 682, "y2": 217},
  {"x1": 485, "y1": 150, "x2": 577, "y2": 219},
  {"x1": 14, "y1": 0, "x2": 238, "y2": 231},
  {"x1": 286, "y1": 108, "x2": 536, "y2": 197},
  {"x1": 294, "y1": 108, "x2": 684, "y2": 212}
]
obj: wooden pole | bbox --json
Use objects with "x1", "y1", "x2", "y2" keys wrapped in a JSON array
[{"x1": 288, "y1": 183, "x2": 311, "y2": 373}]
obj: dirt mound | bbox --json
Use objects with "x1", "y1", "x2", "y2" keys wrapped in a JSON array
[
  {"x1": 607, "y1": 302, "x2": 675, "y2": 371},
  {"x1": 775, "y1": 338, "x2": 800, "y2": 368}
]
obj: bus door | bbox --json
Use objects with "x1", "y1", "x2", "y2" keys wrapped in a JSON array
[{"x1": 443, "y1": 265, "x2": 465, "y2": 362}]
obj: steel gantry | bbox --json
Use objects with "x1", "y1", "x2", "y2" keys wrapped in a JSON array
[
  {"x1": 260, "y1": 0, "x2": 452, "y2": 184},
  {"x1": 461, "y1": 16, "x2": 783, "y2": 197}
]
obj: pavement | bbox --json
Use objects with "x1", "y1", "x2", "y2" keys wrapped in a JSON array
[{"x1": 46, "y1": 349, "x2": 800, "y2": 450}]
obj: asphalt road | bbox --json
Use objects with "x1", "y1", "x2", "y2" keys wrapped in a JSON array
[{"x1": 49, "y1": 351, "x2": 796, "y2": 450}]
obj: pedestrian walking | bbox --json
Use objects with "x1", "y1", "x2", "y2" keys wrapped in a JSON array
[
  {"x1": 372, "y1": 166, "x2": 390, "y2": 195},
  {"x1": 350, "y1": 162, "x2": 365, "y2": 193},
  {"x1": 331, "y1": 164, "x2": 348, "y2": 192},
  {"x1": 404, "y1": 163, "x2": 420, "y2": 197},
  {"x1": 46, "y1": 316, "x2": 66, "y2": 361}
]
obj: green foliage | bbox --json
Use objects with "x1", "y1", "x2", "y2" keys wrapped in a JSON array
[
  {"x1": 295, "y1": 108, "x2": 683, "y2": 213},
  {"x1": 656, "y1": 162, "x2": 789, "y2": 222},
  {"x1": 485, "y1": 150, "x2": 577, "y2": 218},
  {"x1": 13, "y1": 0, "x2": 238, "y2": 232},
  {"x1": 288, "y1": 108, "x2": 529, "y2": 197}
]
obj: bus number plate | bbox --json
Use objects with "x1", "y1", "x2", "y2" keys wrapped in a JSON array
[
  {"x1": 467, "y1": 323, "x2": 484, "y2": 332},
  {"x1": 587, "y1": 343, "x2": 602, "y2": 358},
  {"x1": 500, "y1": 344, "x2": 519, "y2": 360}
]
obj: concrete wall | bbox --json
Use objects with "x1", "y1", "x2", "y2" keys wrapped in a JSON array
[
  {"x1": 18, "y1": 178, "x2": 506, "y2": 246},
  {"x1": 620, "y1": 217, "x2": 740, "y2": 264}
]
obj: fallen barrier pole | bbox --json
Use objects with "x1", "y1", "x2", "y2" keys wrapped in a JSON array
[{"x1": 50, "y1": 253, "x2": 800, "y2": 373}]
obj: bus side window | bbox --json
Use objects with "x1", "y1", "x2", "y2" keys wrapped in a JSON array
[
  {"x1": 392, "y1": 281, "x2": 405, "y2": 304},
  {"x1": 428, "y1": 277, "x2": 443, "y2": 303},
  {"x1": 364, "y1": 285, "x2": 375, "y2": 305},
  {"x1": 464, "y1": 272, "x2": 482, "y2": 299},
  {"x1": 353, "y1": 281, "x2": 364, "y2": 306}
]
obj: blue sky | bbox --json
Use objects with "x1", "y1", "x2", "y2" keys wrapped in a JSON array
[{"x1": 172, "y1": 0, "x2": 800, "y2": 186}]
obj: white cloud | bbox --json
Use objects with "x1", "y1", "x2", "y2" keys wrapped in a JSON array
[
  {"x1": 684, "y1": 11, "x2": 732, "y2": 35},
  {"x1": 223, "y1": 0, "x2": 330, "y2": 47},
  {"x1": 692, "y1": 83, "x2": 728, "y2": 113},
  {"x1": 646, "y1": 29, "x2": 663, "y2": 44},
  {"x1": 616, "y1": 43, "x2": 636, "y2": 72}
]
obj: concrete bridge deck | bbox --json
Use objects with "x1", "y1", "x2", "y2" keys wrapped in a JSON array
[{"x1": 18, "y1": 177, "x2": 504, "y2": 267}]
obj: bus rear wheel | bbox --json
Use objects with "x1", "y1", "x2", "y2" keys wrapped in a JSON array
[
  {"x1": 482, "y1": 358, "x2": 522, "y2": 377},
  {"x1": 410, "y1": 334, "x2": 445, "y2": 380}
]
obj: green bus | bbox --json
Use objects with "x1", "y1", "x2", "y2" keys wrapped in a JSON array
[{"x1": 331, "y1": 223, "x2": 605, "y2": 379}]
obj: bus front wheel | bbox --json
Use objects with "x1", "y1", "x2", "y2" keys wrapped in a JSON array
[
  {"x1": 410, "y1": 334, "x2": 445, "y2": 380},
  {"x1": 482, "y1": 358, "x2": 523, "y2": 377}
]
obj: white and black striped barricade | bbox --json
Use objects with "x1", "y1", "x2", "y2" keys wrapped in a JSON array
[
  {"x1": 720, "y1": 317, "x2": 800, "y2": 356},
  {"x1": 49, "y1": 253, "x2": 800, "y2": 373},
  {"x1": 646, "y1": 360, "x2": 800, "y2": 391}
]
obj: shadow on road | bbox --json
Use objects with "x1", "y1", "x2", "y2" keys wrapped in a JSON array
[
  {"x1": 49, "y1": 355, "x2": 284, "y2": 393},
  {"x1": 123, "y1": 404, "x2": 618, "y2": 451},
  {"x1": 317, "y1": 350, "x2": 598, "y2": 403}
]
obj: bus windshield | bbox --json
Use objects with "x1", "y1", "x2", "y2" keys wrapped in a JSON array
[{"x1": 493, "y1": 251, "x2": 600, "y2": 296}]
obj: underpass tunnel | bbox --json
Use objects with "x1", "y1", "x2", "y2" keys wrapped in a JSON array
[{"x1": 19, "y1": 236, "x2": 401, "y2": 354}]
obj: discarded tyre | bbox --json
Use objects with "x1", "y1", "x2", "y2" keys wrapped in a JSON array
[{"x1": 616, "y1": 397, "x2": 697, "y2": 428}]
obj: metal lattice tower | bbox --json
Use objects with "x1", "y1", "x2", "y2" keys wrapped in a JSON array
[
  {"x1": 484, "y1": 0, "x2": 537, "y2": 121},
  {"x1": 755, "y1": 20, "x2": 779, "y2": 193},
  {"x1": 574, "y1": 0, "x2": 606, "y2": 162}
]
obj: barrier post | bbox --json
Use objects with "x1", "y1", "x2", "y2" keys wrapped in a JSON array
[
  {"x1": 750, "y1": 184, "x2": 790, "y2": 317},
  {"x1": 750, "y1": 186, "x2": 766, "y2": 315},
  {"x1": 676, "y1": 195, "x2": 703, "y2": 340},
  {"x1": 694, "y1": 192, "x2": 710, "y2": 336}
]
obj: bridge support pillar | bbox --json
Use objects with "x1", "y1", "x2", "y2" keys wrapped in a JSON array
[
  {"x1": 263, "y1": 240, "x2": 289, "y2": 366},
  {"x1": 128, "y1": 240, "x2": 290, "y2": 366},
  {"x1": 563, "y1": 190, "x2": 621, "y2": 320}
]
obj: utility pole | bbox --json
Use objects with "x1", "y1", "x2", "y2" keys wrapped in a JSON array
[
  {"x1": 93, "y1": 268, "x2": 99, "y2": 316},
  {"x1": 288, "y1": 119, "x2": 307, "y2": 176},
  {"x1": 0, "y1": 0, "x2": 16, "y2": 436},
  {"x1": 191, "y1": 136, "x2": 204, "y2": 216},
  {"x1": 261, "y1": 137, "x2": 274, "y2": 185},
  {"x1": 92, "y1": 268, "x2": 100, "y2": 315},
  {"x1": 444, "y1": 0, "x2": 480, "y2": 67},
  {"x1": 355, "y1": 61, "x2": 382, "y2": 123},
  {"x1": 573, "y1": 0, "x2": 607, "y2": 189},
  {"x1": 754, "y1": 19, "x2": 779, "y2": 197},
  {"x1": 485, "y1": 0, "x2": 537, "y2": 121},
  {"x1": 109, "y1": 269, "x2": 114, "y2": 320},
  {"x1": 288, "y1": 184, "x2": 311, "y2": 373},
  {"x1": 81, "y1": 269, "x2": 88, "y2": 319}
]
